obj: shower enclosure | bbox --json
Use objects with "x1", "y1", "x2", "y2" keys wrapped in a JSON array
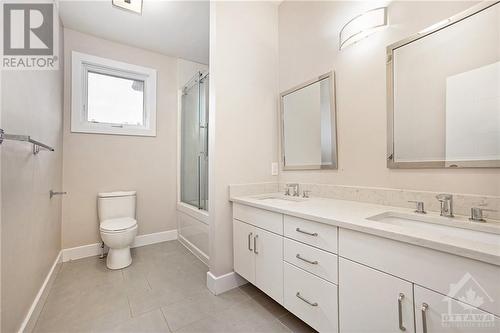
[{"x1": 181, "y1": 71, "x2": 209, "y2": 210}]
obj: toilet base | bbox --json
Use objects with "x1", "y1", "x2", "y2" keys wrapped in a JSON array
[{"x1": 106, "y1": 247, "x2": 132, "y2": 269}]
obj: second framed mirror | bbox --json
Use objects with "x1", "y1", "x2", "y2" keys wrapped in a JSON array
[{"x1": 280, "y1": 72, "x2": 338, "y2": 170}]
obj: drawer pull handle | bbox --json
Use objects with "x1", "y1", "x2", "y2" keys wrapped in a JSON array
[
  {"x1": 421, "y1": 303, "x2": 429, "y2": 333},
  {"x1": 398, "y1": 293, "x2": 406, "y2": 331},
  {"x1": 296, "y1": 228, "x2": 318, "y2": 237},
  {"x1": 254, "y1": 234, "x2": 258, "y2": 254},
  {"x1": 296, "y1": 292, "x2": 318, "y2": 307},
  {"x1": 248, "y1": 232, "x2": 253, "y2": 252},
  {"x1": 296, "y1": 254, "x2": 318, "y2": 265}
]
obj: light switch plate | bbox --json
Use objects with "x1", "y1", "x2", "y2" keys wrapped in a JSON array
[{"x1": 271, "y1": 162, "x2": 279, "y2": 176}]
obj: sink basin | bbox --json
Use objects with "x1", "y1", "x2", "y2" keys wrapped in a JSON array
[
  {"x1": 257, "y1": 195, "x2": 307, "y2": 203},
  {"x1": 367, "y1": 212, "x2": 500, "y2": 246}
]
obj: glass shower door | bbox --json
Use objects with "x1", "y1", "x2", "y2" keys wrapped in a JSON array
[{"x1": 181, "y1": 72, "x2": 208, "y2": 210}]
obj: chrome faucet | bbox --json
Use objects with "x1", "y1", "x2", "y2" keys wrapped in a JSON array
[
  {"x1": 408, "y1": 200, "x2": 426, "y2": 214},
  {"x1": 285, "y1": 183, "x2": 300, "y2": 197},
  {"x1": 469, "y1": 206, "x2": 497, "y2": 223},
  {"x1": 436, "y1": 194, "x2": 454, "y2": 217}
]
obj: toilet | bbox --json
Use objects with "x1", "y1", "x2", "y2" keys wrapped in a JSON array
[{"x1": 98, "y1": 191, "x2": 138, "y2": 269}]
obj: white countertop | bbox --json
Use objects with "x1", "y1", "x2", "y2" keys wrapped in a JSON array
[{"x1": 231, "y1": 193, "x2": 500, "y2": 266}]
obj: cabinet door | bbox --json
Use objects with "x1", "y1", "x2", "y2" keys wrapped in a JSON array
[
  {"x1": 339, "y1": 258, "x2": 415, "y2": 333},
  {"x1": 255, "y1": 227, "x2": 283, "y2": 304},
  {"x1": 233, "y1": 219, "x2": 255, "y2": 284},
  {"x1": 414, "y1": 285, "x2": 500, "y2": 333}
]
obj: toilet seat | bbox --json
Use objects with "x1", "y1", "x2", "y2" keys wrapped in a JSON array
[{"x1": 100, "y1": 217, "x2": 137, "y2": 233}]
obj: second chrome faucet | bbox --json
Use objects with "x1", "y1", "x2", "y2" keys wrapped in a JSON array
[{"x1": 436, "y1": 193, "x2": 454, "y2": 217}]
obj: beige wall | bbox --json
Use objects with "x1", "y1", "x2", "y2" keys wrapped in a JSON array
[
  {"x1": 278, "y1": 1, "x2": 500, "y2": 196},
  {"x1": 62, "y1": 29, "x2": 178, "y2": 248},
  {"x1": 1, "y1": 28, "x2": 64, "y2": 333},
  {"x1": 208, "y1": 1, "x2": 279, "y2": 276}
]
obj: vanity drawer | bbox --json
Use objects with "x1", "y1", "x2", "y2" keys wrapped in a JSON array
[
  {"x1": 284, "y1": 238, "x2": 338, "y2": 284},
  {"x1": 284, "y1": 262, "x2": 338, "y2": 333},
  {"x1": 284, "y1": 215, "x2": 337, "y2": 253},
  {"x1": 233, "y1": 203, "x2": 283, "y2": 234}
]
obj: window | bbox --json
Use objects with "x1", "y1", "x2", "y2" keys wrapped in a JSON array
[{"x1": 71, "y1": 51, "x2": 157, "y2": 136}]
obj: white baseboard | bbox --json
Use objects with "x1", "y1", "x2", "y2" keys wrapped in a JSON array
[
  {"x1": 61, "y1": 243, "x2": 102, "y2": 262},
  {"x1": 206, "y1": 271, "x2": 248, "y2": 295},
  {"x1": 62, "y1": 229, "x2": 178, "y2": 262},
  {"x1": 178, "y1": 234, "x2": 209, "y2": 266},
  {"x1": 132, "y1": 229, "x2": 178, "y2": 248},
  {"x1": 19, "y1": 251, "x2": 62, "y2": 333}
]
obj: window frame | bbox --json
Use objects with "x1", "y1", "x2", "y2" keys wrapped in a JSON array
[{"x1": 71, "y1": 51, "x2": 157, "y2": 136}]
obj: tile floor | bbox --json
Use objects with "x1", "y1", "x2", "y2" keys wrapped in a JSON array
[{"x1": 33, "y1": 241, "x2": 316, "y2": 333}]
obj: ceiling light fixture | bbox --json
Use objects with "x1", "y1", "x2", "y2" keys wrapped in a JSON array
[
  {"x1": 112, "y1": 0, "x2": 142, "y2": 15},
  {"x1": 339, "y1": 7, "x2": 388, "y2": 50}
]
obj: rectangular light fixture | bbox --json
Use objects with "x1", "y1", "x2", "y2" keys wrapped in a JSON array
[
  {"x1": 112, "y1": 0, "x2": 142, "y2": 14},
  {"x1": 339, "y1": 7, "x2": 388, "y2": 50}
]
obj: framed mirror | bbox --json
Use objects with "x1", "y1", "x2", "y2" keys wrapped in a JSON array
[
  {"x1": 387, "y1": 1, "x2": 500, "y2": 168},
  {"x1": 280, "y1": 72, "x2": 337, "y2": 170}
]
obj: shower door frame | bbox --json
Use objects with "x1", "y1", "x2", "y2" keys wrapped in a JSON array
[{"x1": 179, "y1": 71, "x2": 209, "y2": 212}]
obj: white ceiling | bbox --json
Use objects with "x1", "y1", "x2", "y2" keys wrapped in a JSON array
[{"x1": 58, "y1": 0, "x2": 209, "y2": 64}]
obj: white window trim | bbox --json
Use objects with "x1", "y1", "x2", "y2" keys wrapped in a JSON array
[{"x1": 71, "y1": 51, "x2": 157, "y2": 136}]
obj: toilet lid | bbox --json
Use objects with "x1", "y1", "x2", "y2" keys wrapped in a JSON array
[{"x1": 100, "y1": 217, "x2": 137, "y2": 232}]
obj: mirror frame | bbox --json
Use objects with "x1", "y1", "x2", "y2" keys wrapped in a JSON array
[
  {"x1": 280, "y1": 71, "x2": 338, "y2": 171},
  {"x1": 386, "y1": 1, "x2": 500, "y2": 169}
]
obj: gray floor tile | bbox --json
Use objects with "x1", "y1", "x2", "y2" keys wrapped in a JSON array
[
  {"x1": 104, "y1": 309, "x2": 170, "y2": 333},
  {"x1": 33, "y1": 240, "x2": 308, "y2": 333},
  {"x1": 173, "y1": 316, "x2": 231, "y2": 333},
  {"x1": 214, "y1": 298, "x2": 277, "y2": 331},
  {"x1": 161, "y1": 288, "x2": 250, "y2": 331},
  {"x1": 161, "y1": 299, "x2": 211, "y2": 331},
  {"x1": 34, "y1": 298, "x2": 131, "y2": 333},
  {"x1": 231, "y1": 319, "x2": 292, "y2": 333},
  {"x1": 277, "y1": 313, "x2": 317, "y2": 333},
  {"x1": 128, "y1": 286, "x2": 186, "y2": 317},
  {"x1": 252, "y1": 293, "x2": 289, "y2": 318},
  {"x1": 239, "y1": 283, "x2": 262, "y2": 298}
]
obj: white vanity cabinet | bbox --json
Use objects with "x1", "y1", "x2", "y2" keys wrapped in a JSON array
[
  {"x1": 254, "y1": 226, "x2": 283, "y2": 302},
  {"x1": 233, "y1": 203, "x2": 339, "y2": 332},
  {"x1": 339, "y1": 258, "x2": 415, "y2": 333},
  {"x1": 233, "y1": 218, "x2": 283, "y2": 303},
  {"x1": 233, "y1": 219, "x2": 257, "y2": 283},
  {"x1": 232, "y1": 201, "x2": 500, "y2": 333},
  {"x1": 414, "y1": 285, "x2": 500, "y2": 333},
  {"x1": 233, "y1": 204, "x2": 284, "y2": 304},
  {"x1": 284, "y1": 262, "x2": 338, "y2": 333}
]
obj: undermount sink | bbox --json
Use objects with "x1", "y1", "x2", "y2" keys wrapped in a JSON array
[
  {"x1": 257, "y1": 195, "x2": 307, "y2": 203},
  {"x1": 367, "y1": 212, "x2": 500, "y2": 246}
]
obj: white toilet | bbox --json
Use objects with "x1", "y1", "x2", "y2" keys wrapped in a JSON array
[{"x1": 98, "y1": 191, "x2": 138, "y2": 269}]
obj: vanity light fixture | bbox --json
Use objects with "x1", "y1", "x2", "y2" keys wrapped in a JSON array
[
  {"x1": 112, "y1": 0, "x2": 142, "y2": 14},
  {"x1": 339, "y1": 7, "x2": 388, "y2": 50}
]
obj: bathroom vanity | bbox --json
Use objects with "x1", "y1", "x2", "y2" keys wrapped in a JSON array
[{"x1": 231, "y1": 194, "x2": 500, "y2": 333}]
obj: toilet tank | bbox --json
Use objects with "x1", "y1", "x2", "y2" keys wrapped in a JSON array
[{"x1": 97, "y1": 191, "x2": 136, "y2": 222}]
